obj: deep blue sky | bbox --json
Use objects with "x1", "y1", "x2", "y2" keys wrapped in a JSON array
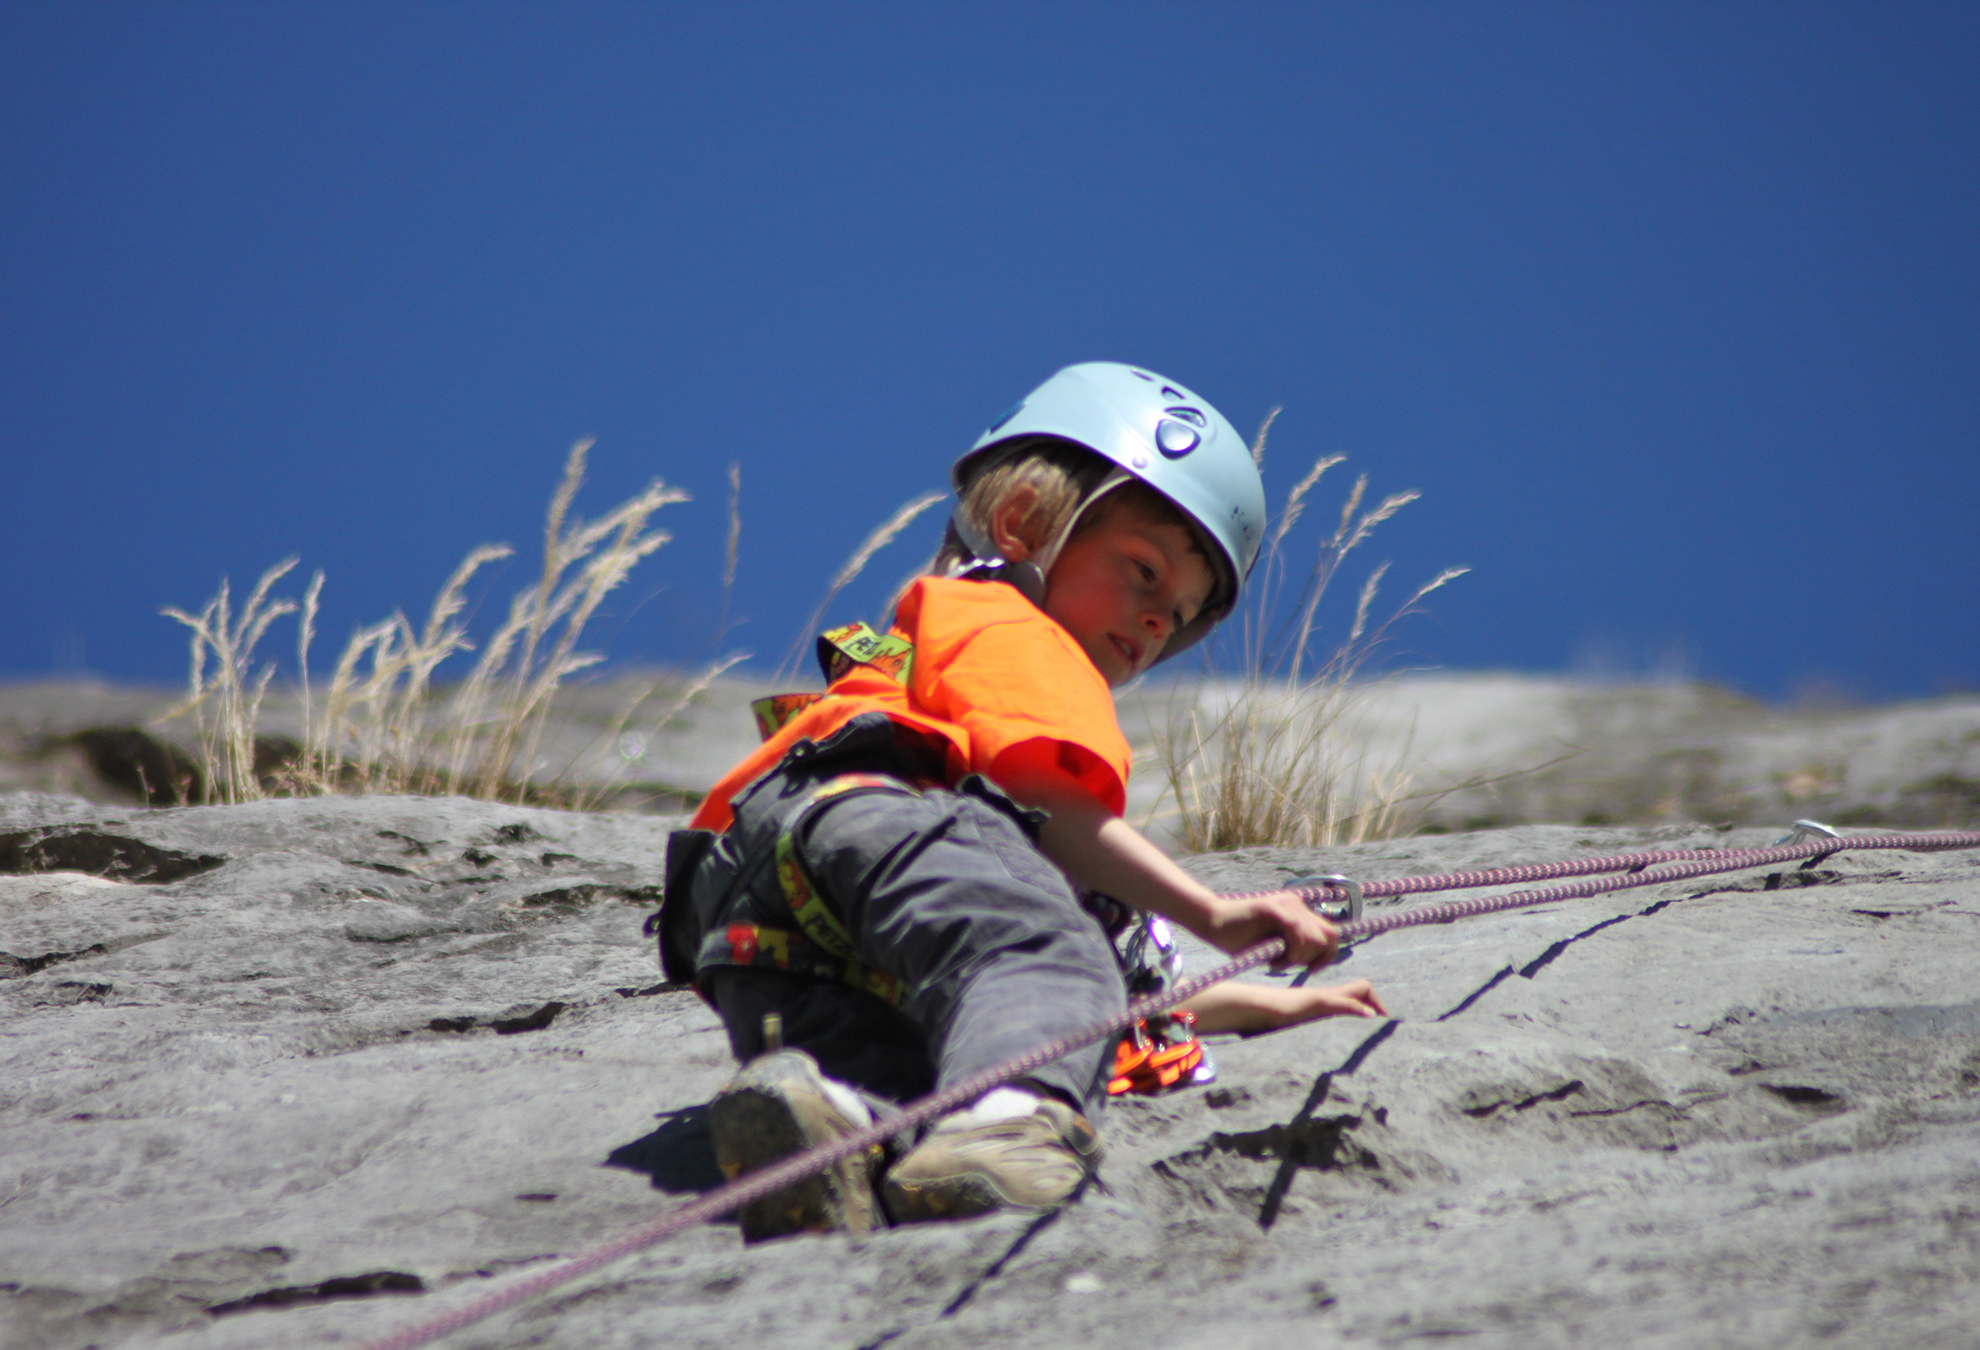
[{"x1": 4, "y1": 3, "x2": 1976, "y2": 701}]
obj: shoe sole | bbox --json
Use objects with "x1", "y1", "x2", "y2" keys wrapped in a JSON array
[
  {"x1": 707, "y1": 1070, "x2": 883, "y2": 1242},
  {"x1": 883, "y1": 1169, "x2": 1016, "y2": 1223},
  {"x1": 885, "y1": 1161, "x2": 1100, "y2": 1224}
]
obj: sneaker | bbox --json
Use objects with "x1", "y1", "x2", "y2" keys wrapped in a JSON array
[
  {"x1": 706, "y1": 1048, "x2": 886, "y2": 1242},
  {"x1": 882, "y1": 1087, "x2": 1102, "y2": 1223}
]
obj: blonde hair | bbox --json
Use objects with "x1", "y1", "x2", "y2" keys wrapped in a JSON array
[
  {"x1": 934, "y1": 436, "x2": 1224, "y2": 604},
  {"x1": 936, "y1": 438, "x2": 1109, "y2": 571}
]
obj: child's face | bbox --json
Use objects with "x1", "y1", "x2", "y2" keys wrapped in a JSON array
[{"x1": 1043, "y1": 502, "x2": 1216, "y2": 687}]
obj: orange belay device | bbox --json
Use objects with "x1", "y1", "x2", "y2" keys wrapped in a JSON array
[
  {"x1": 1108, "y1": 1011, "x2": 1205, "y2": 1095},
  {"x1": 1107, "y1": 909, "x2": 1218, "y2": 1097}
]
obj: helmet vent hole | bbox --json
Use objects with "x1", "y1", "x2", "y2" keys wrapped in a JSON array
[{"x1": 1155, "y1": 420, "x2": 1202, "y2": 458}]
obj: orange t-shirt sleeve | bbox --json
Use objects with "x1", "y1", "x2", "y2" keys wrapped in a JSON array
[{"x1": 903, "y1": 579, "x2": 1132, "y2": 815}]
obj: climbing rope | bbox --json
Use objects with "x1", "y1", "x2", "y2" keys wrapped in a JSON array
[{"x1": 358, "y1": 826, "x2": 1980, "y2": 1350}]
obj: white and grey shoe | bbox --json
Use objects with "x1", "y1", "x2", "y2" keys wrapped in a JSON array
[
  {"x1": 706, "y1": 1048, "x2": 886, "y2": 1242},
  {"x1": 882, "y1": 1087, "x2": 1101, "y2": 1224}
]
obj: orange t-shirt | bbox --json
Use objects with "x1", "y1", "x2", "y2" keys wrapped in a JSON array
[{"x1": 689, "y1": 576, "x2": 1131, "y2": 832}]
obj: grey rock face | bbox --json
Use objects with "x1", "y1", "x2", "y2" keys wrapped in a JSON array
[
  {"x1": 1, "y1": 797, "x2": 1976, "y2": 1350},
  {"x1": 7, "y1": 674, "x2": 1979, "y2": 835},
  {"x1": 1119, "y1": 676, "x2": 1980, "y2": 834}
]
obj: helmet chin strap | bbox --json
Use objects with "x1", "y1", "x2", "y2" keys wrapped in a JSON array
[{"x1": 946, "y1": 469, "x2": 1135, "y2": 608}]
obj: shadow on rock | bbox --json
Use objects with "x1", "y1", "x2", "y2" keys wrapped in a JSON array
[
  {"x1": 1153, "y1": 1020, "x2": 1451, "y2": 1228},
  {"x1": 607, "y1": 1104, "x2": 726, "y2": 1194},
  {"x1": 0, "y1": 825, "x2": 225, "y2": 882},
  {"x1": 67, "y1": 727, "x2": 206, "y2": 805}
]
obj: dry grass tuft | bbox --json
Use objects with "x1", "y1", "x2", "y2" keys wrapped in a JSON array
[
  {"x1": 161, "y1": 441, "x2": 711, "y2": 806},
  {"x1": 1147, "y1": 413, "x2": 1467, "y2": 851},
  {"x1": 160, "y1": 559, "x2": 306, "y2": 803},
  {"x1": 436, "y1": 440, "x2": 689, "y2": 798}
]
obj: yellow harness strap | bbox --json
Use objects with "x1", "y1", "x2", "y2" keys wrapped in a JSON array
[{"x1": 749, "y1": 620, "x2": 916, "y2": 742}]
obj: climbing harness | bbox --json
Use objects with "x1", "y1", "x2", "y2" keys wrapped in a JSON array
[
  {"x1": 686, "y1": 770, "x2": 928, "y2": 1007},
  {"x1": 361, "y1": 823, "x2": 1980, "y2": 1350}
]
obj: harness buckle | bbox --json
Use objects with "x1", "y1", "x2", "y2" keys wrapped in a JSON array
[
  {"x1": 1290, "y1": 874, "x2": 1364, "y2": 924},
  {"x1": 1121, "y1": 914, "x2": 1186, "y2": 994},
  {"x1": 1773, "y1": 818, "x2": 1843, "y2": 873}
]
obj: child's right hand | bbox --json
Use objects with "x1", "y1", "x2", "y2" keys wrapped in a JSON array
[{"x1": 1198, "y1": 890, "x2": 1341, "y2": 970}]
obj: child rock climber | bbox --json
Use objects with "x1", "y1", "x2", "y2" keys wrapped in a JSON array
[{"x1": 654, "y1": 361, "x2": 1386, "y2": 1242}]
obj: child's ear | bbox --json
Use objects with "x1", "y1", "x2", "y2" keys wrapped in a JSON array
[{"x1": 988, "y1": 484, "x2": 1043, "y2": 562}]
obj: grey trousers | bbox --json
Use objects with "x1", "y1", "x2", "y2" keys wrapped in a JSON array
[{"x1": 679, "y1": 715, "x2": 1125, "y2": 1113}]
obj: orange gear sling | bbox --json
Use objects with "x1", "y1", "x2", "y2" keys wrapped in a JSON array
[{"x1": 1107, "y1": 1011, "x2": 1206, "y2": 1096}]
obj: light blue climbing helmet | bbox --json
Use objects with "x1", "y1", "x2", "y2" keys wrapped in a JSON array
[{"x1": 948, "y1": 361, "x2": 1267, "y2": 661}]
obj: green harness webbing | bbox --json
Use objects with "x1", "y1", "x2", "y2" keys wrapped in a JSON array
[
  {"x1": 698, "y1": 771, "x2": 918, "y2": 1006},
  {"x1": 749, "y1": 620, "x2": 915, "y2": 741}
]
